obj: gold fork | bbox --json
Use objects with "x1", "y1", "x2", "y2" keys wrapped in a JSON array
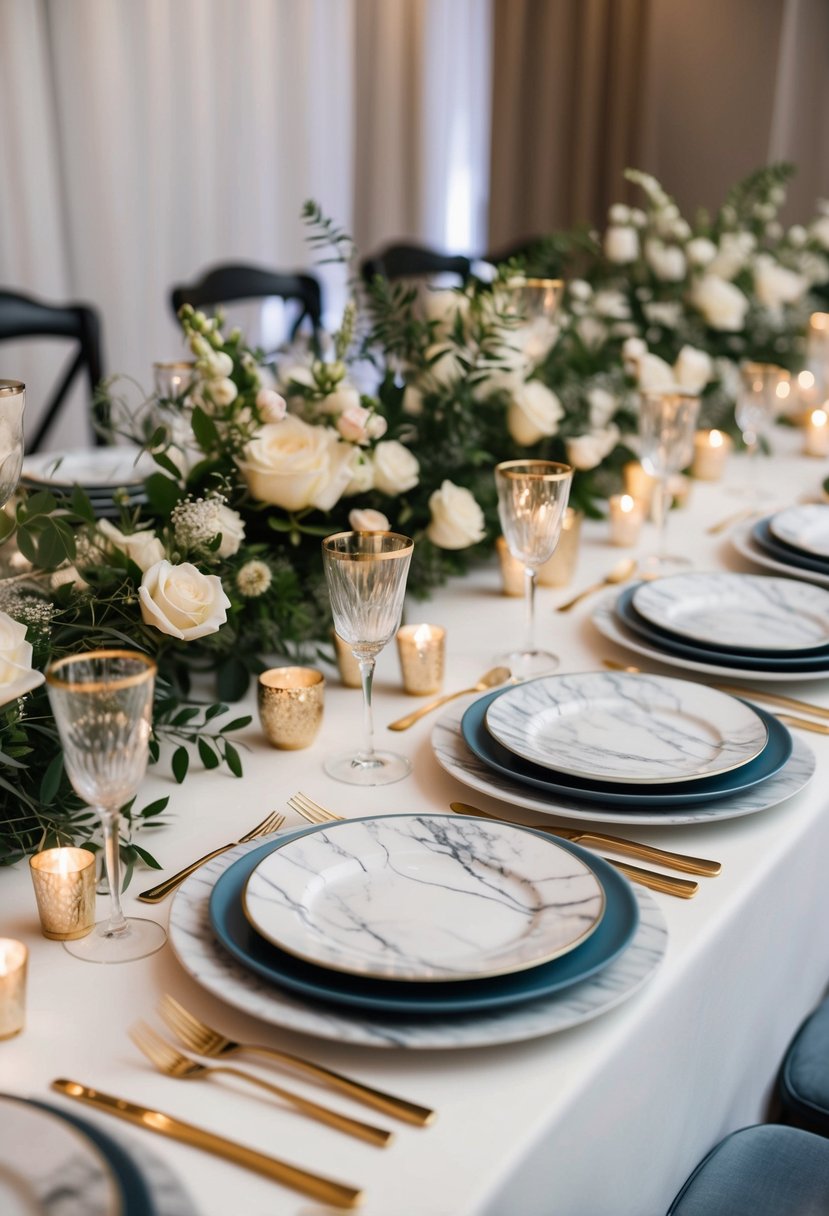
[
  {"x1": 159, "y1": 994, "x2": 435, "y2": 1126},
  {"x1": 288, "y1": 794, "x2": 699, "y2": 899},
  {"x1": 137, "y1": 811, "x2": 285, "y2": 903},
  {"x1": 129, "y1": 1022, "x2": 392, "y2": 1147}
]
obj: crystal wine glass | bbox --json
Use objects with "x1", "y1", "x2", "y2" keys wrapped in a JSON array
[
  {"x1": 495, "y1": 460, "x2": 573, "y2": 678},
  {"x1": 0, "y1": 380, "x2": 25, "y2": 508},
  {"x1": 734, "y1": 362, "x2": 791, "y2": 499},
  {"x1": 45, "y1": 650, "x2": 165, "y2": 963},
  {"x1": 638, "y1": 389, "x2": 700, "y2": 576},
  {"x1": 498, "y1": 279, "x2": 564, "y2": 364},
  {"x1": 322, "y1": 531, "x2": 414, "y2": 785}
]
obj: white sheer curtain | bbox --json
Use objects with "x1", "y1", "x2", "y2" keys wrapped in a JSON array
[{"x1": 0, "y1": 0, "x2": 491, "y2": 449}]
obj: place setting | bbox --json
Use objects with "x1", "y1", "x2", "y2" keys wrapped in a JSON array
[
  {"x1": 731, "y1": 503, "x2": 829, "y2": 589},
  {"x1": 20, "y1": 446, "x2": 153, "y2": 518}
]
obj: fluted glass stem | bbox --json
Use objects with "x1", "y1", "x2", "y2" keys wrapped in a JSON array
[{"x1": 99, "y1": 808, "x2": 127, "y2": 936}]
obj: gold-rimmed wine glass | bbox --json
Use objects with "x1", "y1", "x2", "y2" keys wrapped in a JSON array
[
  {"x1": 497, "y1": 278, "x2": 564, "y2": 364},
  {"x1": 45, "y1": 649, "x2": 165, "y2": 963},
  {"x1": 638, "y1": 389, "x2": 700, "y2": 576},
  {"x1": 495, "y1": 460, "x2": 573, "y2": 678},
  {"x1": 322, "y1": 531, "x2": 414, "y2": 785},
  {"x1": 734, "y1": 362, "x2": 791, "y2": 499}
]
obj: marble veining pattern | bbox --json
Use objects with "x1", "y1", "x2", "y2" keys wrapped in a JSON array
[
  {"x1": 169, "y1": 831, "x2": 668, "y2": 1050},
  {"x1": 432, "y1": 700, "x2": 815, "y2": 826},
  {"x1": 244, "y1": 816, "x2": 604, "y2": 980},
  {"x1": 770, "y1": 504, "x2": 829, "y2": 558},
  {"x1": 633, "y1": 572, "x2": 829, "y2": 650},
  {"x1": 485, "y1": 672, "x2": 767, "y2": 784},
  {"x1": 733, "y1": 520, "x2": 829, "y2": 589}
]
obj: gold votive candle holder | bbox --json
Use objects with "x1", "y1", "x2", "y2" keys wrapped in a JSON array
[
  {"x1": 258, "y1": 667, "x2": 325, "y2": 749},
  {"x1": 804, "y1": 408, "x2": 829, "y2": 457},
  {"x1": 0, "y1": 939, "x2": 27, "y2": 1039},
  {"x1": 496, "y1": 537, "x2": 526, "y2": 596},
  {"x1": 608, "y1": 494, "x2": 644, "y2": 546},
  {"x1": 29, "y1": 847, "x2": 96, "y2": 941},
  {"x1": 692, "y1": 429, "x2": 733, "y2": 480},
  {"x1": 622, "y1": 460, "x2": 657, "y2": 513},
  {"x1": 396, "y1": 624, "x2": 446, "y2": 695},
  {"x1": 537, "y1": 508, "x2": 582, "y2": 587},
  {"x1": 332, "y1": 631, "x2": 363, "y2": 687}
]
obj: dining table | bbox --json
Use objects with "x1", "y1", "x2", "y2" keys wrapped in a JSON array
[{"x1": 3, "y1": 424, "x2": 829, "y2": 1216}]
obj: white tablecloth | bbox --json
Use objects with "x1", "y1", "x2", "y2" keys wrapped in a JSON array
[{"x1": 3, "y1": 429, "x2": 829, "y2": 1216}]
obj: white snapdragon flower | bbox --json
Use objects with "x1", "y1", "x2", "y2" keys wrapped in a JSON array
[
  {"x1": 372, "y1": 440, "x2": 420, "y2": 495},
  {"x1": 139, "y1": 560, "x2": 230, "y2": 641},
  {"x1": 206, "y1": 351, "x2": 233, "y2": 378},
  {"x1": 348, "y1": 508, "x2": 390, "y2": 532},
  {"x1": 566, "y1": 425, "x2": 620, "y2": 471},
  {"x1": 690, "y1": 275, "x2": 749, "y2": 331},
  {"x1": 426, "y1": 481, "x2": 485, "y2": 549},
  {"x1": 507, "y1": 382, "x2": 564, "y2": 446},
  {"x1": 209, "y1": 377, "x2": 238, "y2": 407}
]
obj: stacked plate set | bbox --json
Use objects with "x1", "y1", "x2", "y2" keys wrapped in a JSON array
[
  {"x1": 431, "y1": 668, "x2": 816, "y2": 827},
  {"x1": 168, "y1": 811, "x2": 670, "y2": 1049},
  {"x1": 732, "y1": 504, "x2": 829, "y2": 589},
  {"x1": 21, "y1": 448, "x2": 153, "y2": 519}
]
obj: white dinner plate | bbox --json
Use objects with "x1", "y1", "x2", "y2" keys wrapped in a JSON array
[
  {"x1": 21, "y1": 447, "x2": 154, "y2": 488},
  {"x1": 243, "y1": 815, "x2": 605, "y2": 981},
  {"x1": 769, "y1": 505, "x2": 829, "y2": 558},
  {"x1": 730, "y1": 522, "x2": 829, "y2": 590},
  {"x1": 484, "y1": 672, "x2": 767, "y2": 785},
  {"x1": 632, "y1": 572, "x2": 829, "y2": 652},
  {"x1": 169, "y1": 831, "x2": 668, "y2": 1050}
]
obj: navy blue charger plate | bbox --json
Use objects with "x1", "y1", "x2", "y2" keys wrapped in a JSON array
[
  {"x1": 209, "y1": 817, "x2": 638, "y2": 1016},
  {"x1": 752, "y1": 518, "x2": 829, "y2": 578}
]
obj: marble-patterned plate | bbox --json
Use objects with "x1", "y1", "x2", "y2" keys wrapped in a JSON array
[
  {"x1": 731, "y1": 522, "x2": 829, "y2": 590},
  {"x1": 243, "y1": 816, "x2": 605, "y2": 981},
  {"x1": 633, "y1": 572, "x2": 829, "y2": 652},
  {"x1": 593, "y1": 592, "x2": 829, "y2": 682},
  {"x1": 769, "y1": 504, "x2": 829, "y2": 558},
  {"x1": 169, "y1": 828, "x2": 668, "y2": 1049},
  {"x1": 433, "y1": 699, "x2": 815, "y2": 826},
  {"x1": 484, "y1": 672, "x2": 767, "y2": 784},
  {"x1": 752, "y1": 519, "x2": 829, "y2": 577}
]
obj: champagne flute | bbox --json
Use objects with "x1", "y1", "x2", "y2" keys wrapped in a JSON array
[
  {"x1": 0, "y1": 380, "x2": 25, "y2": 508},
  {"x1": 638, "y1": 389, "x2": 700, "y2": 576},
  {"x1": 734, "y1": 362, "x2": 791, "y2": 499},
  {"x1": 495, "y1": 460, "x2": 573, "y2": 678},
  {"x1": 45, "y1": 650, "x2": 165, "y2": 963},
  {"x1": 322, "y1": 531, "x2": 414, "y2": 785}
]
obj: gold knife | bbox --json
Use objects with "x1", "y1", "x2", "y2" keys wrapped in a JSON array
[{"x1": 52, "y1": 1079, "x2": 363, "y2": 1210}]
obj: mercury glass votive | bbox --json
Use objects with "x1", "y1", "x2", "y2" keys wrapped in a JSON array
[
  {"x1": 29, "y1": 847, "x2": 96, "y2": 941},
  {"x1": 396, "y1": 624, "x2": 446, "y2": 695},
  {"x1": 258, "y1": 667, "x2": 325, "y2": 749},
  {"x1": 332, "y1": 630, "x2": 363, "y2": 687},
  {"x1": 536, "y1": 508, "x2": 582, "y2": 586},
  {"x1": 0, "y1": 939, "x2": 27, "y2": 1039},
  {"x1": 496, "y1": 537, "x2": 526, "y2": 596}
]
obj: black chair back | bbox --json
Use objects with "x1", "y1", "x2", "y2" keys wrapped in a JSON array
[
  {"x1": 360, "y1": 243, "x2": 473, "y2": 285},
  {"x1": 170, "y1": 264, "x2": 323, "y2": 352}
]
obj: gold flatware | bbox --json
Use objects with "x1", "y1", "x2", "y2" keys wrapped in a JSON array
[
  {"x1": 706, "y1": 505, "x2": 760, "y2": 535},
  {"x1": 137, "y1": 811, "x2": 285, "y2": 903},
  {"x1": 555, "y1": 558, "x2": 638, "y2": 612},
  {"x1": 775, "y1": 714, "x2": 829, "y2": 735},
  {"x1": 290, "y1": 793, "x2": 699, "y2": 899},
  {"x1": 448, "y1": 801, "x2": 720, "y2": 876},
  {"x1": 130, "y1": 1022, "x2": 392, "y2": 1147},
  {"x1": 159, "y1": 994, "x2": 435, "y2": 1127},
  {"x1": 51, "y1": 1079, "x2": 363, "y2": 1210},
  {"x1": 387, "y1": 666, "x2": 510, "y2": 731},
  {"x1": 711, "y1": 683, "x2": 829, "y2": 722}
]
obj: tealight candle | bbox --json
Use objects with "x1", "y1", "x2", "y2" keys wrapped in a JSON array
[
  {"x1": 495, "y1": 537, "x2": 526, "y2": 597},
  {"x1": 622, "y1": 461, "x2": 658, "y2": 514},
  {"x1": 537, "y1": 508, "x2": 583, "y2": 587},
  {"x1": 692, "y1": 429, "x2": 733, "y2": 481},
  {"x1": 396, "y1": 624, "x2": 446, "y2": 695},
  {"x1": 0, "y1": 939, "x2": 27, "y2": 1039},
  {"x1": 804, "y1": 408, "x2": 829, "y2": 457},
  {"x1": 29, "y1": 847, "x2": 96, "y2": 941},
  {"x1": 608, "y1": 494, "x2": 644, "y2": 547}
]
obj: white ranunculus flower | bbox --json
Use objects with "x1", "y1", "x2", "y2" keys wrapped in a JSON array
[
  {"x1": 708, "y1": 232, "x2": 754, "y2": 280},
  {"x1": 690, "y1": 275, "x2": 749, "y2": 331},
  {"x1": 686, "y1": 237, "x2": 717, "y2": 267},
  {"x1": 645, "y1": 239, "x2": 686, "y2": 282},
  {"x1": 348, "y1": 508, "x2": 390, "y2": 532},
  {"x1": 810, "y1": 215, "x2": 829, "y2": 250},
  {"x1": 637, "y1": 353, "x2": 676, "y2": 392},
  {"x1": 320, "y1": 384, "x2": 361, "y2": 416},
  {"x1": 256, "y1": 388, "x2": 287, "y2": 423},
  {"x1": 139, "y1": 560, "x2": 230, "y2": 642},
  {"x1": 604, "y1": 225, "x2": 639, "y2": 264},
  {"x1": 98, "y1": 520, "x2": 165, "y2": 572},
  {"x1": 587, "y1": 387, "x2": 617, "y2": 428},
  {"x1": 426, "y1": 481, "x2": 485, "y2": 550},
  {"x1": 593, "y1": 290, "x2": 631, "y2": 320},
  {"x1": 566, "y1": 426, "x2": 620, "y2": 471},
  {"x1": 753, "y1": 256, "x2": 808, "y2": 310},
  {"x1": 507, "y1": 381, "x2": 564, "y2": 446},
  {"x1": 238, "y1": 415, "x2": 358, "y2": 512},
  {"x1": 336, "y1": 404, "x2": 371, "y2": 444},
  {"x1": 0, "y1": 612, "x2": 44, "y2": 707},
  {"x1": 673, "y1": 345, "x2": 713, "y2": 394},
  {"x1": 372, "y1": 440, "x2": 420, "y2": 495},
  {"x1": 214, "y1": 504, "x2": 245, "y2": 558}
]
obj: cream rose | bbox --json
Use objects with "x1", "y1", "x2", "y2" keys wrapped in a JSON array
[
  {"x1": 214, "y1": 504, "x2": 245, "y2": 558},
  {"x1": 507, "y1": 381, "x2": 564, "y2": 446},
  {"x1": 673, "y1": 345, "x2": 713, "y2": 393},
  {"x1": 604, "y1": 225, "x2": 639, "y2": 264},
  {"x1": 139, "y1": 560, "x2": 230, "y2": 641},
  {"x1": 426, "y1": 481, "x2": 485, "y2": 549},
  {"x1": 0, "y1": 612, "x2": 44, "y2": 707},
  {"x1": 565, "y1": 426, "x2": 620, "y2": 471},
  {"x1": 690, "y1": 275, "x2": 749, "y2": 331},
  {"x1": 98, "y1": 520, "x2": 165, "y2": 572},
  {"x1": 321, "y1": 385, "x2": 361, "y2": 417},
  {"x1": 645, "y1": 240, "x2": 686, "y2": 282},
  {"x1": 708, "y1": 232, "x2": 754, "y2": 280},
  {"x1": 344, "y1": 452, "x2": 375, "y2": 495},
  {"x1": 372, "y1": 441, "x2": 420, "y2": 495},
  {"x1": 337, "y1": 405, "x2": 371, "y2": 444},
  {"x1": 753, "y1": 256, "x2": 808, "y2": 310},
  {"x1": 637, "y1": 353, "x2": 676, "y2": 393},
  {"x1": 349, "y1": 508, "x2": 390, "y2": 532},
  {"x1": 238, "y1": 415, "x2": 358, "y2": 512},
  {"x1": 208, "y1": 377, "x2": 238, "y2": 407}
]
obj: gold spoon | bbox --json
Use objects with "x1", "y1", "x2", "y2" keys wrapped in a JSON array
[
  {"x1": 555, "y1": 557, "x2": 638, "y2": 612},
  {"x1": 387, "y1": 666, "x2": 511, "y2": 731}
]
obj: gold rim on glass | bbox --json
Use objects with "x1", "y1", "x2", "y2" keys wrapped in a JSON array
[
  {"x1": 0, "y1": 380, "x2": 25, "y2": 395},
  {"x1": 495, "y1": 460, "x2": 573, "y2": 482},
  {"x1": 322, "y1": 531, "x2": 414, "y2": 561},
  {"x1": 46, "y1": 648, "x2": 157, "y2": 693}
]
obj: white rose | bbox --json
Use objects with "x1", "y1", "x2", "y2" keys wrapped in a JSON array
[
  {"x1": 366, "y1": 413, "x2": 387, "y2": 439},
  {"x1": 604, "y1": 225, "x2": 639, "y2": 263},
  {"x1": 686, "y1": 237, "x2": 717, "y2": 267},
  {"x1": 372, "y1": 440, "x2": 420, "y2": 495},
  {"x1": 810, "y1": 215, "x2": 829, "y2": 250},
  {"x1": 569, "y1": 279, "x2": 592, "y2": 302},
  {"x1": 645, "y1": 240, "x2": 686, "y2": 281},
  {"x1": 256, "y1": 388, "x2": 287, "y2": 423},
  {"x1": 593, "y1": 290, "x2": 631, "y2": 320},
  {"x1": 587, "y1": 387, "x2": 617, "y2": 428},
  {"x1": 209, "y1": 377, "x2": 238, "y2": 407},
  {"x1": 344, "y1": 452, "x2": 375, "y2": 495},
  {"x1": 609, "y1": 204, "x2": 631, "y2": 225},
  {"x1": 507, "y1": 381, "x2": 564, "y2": 445},
  {"x1": 98, "y1": 520, "x2": 165, "y2": 572},
  {"x1": 214, "y1": 504, "x2": 245, "y2": 558},
  {"x1": 708, "y1": 232, "x2": 754, "y2": 280},
  {"x1": 337, "y1": 404, "x2": 371, "y2": 444},
  {"x1": 426, "y1": 481, "x2": 485, "y2": 549},
  {"x1": 139, "y1": 560, "x2": 230, "y2": 641},
  {"x1": 565, "y1": 425, "x2": 620, "y2": 471},
  {"x1": 321, "y1": 385, "x2": 361, "y2": 416},
  {"x1": 753, "y1": 256, "x2": 808, "y2": 309},
  {"x1": 238, "y1": 415, "x2": 358, "y2": 511},
  {"x1": 0, "y1": 612, "x2": 44, "y2": 707},
  {"x1": 673, "y1": 345, "x2": 713, "y2": 394},
  {"x1": 637, "y1": 353, "x2": 676, "y2": 392},
  {"x1": 690, "y1": 275, "x2": 749, "y2": 331},
  {"x1": 348, "y1": 508, "x2": 390, "y2": 532}
]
